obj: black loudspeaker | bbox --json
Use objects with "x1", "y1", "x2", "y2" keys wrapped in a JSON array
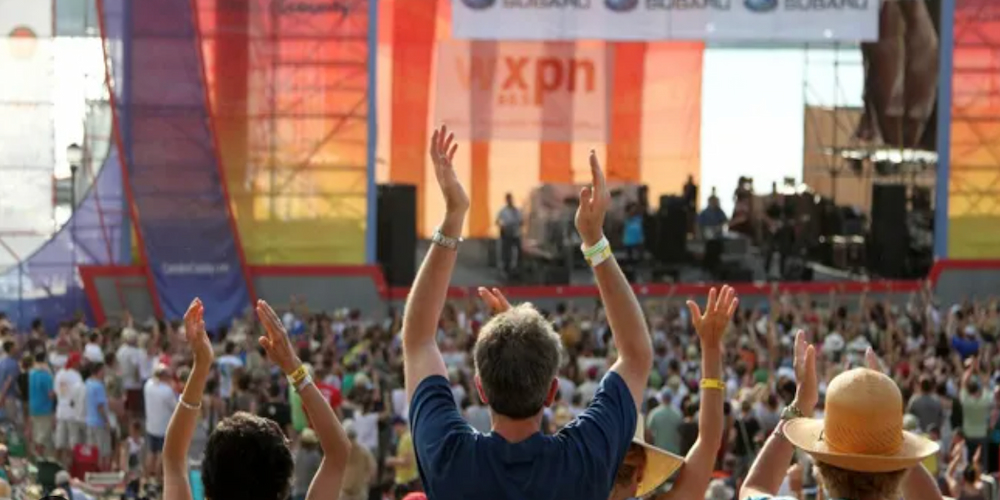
[
  {"x1": 377, "y1": 184, "x2": 417, "y2": 286},
  {"x1": 654, "y1": 196, "x2": 688, "y2": 264},
  {"x1": 869, "y1": 184, "x2": 908, "y2": 278}
]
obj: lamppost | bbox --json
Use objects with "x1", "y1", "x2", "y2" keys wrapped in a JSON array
[
  {"x1": 66, "y1": 143, "x2": 82, "y2": 214},
  {"x1": 66, "y1": 143, "x2": 83, "y2": 314}
]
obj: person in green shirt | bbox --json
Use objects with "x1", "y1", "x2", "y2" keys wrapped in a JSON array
[
  {"x1": 647, "y1": 391, "x2": 683, "y2": 455},
  {"x1": 961, "y1": 362, "x2": 992, "y2": 467}
]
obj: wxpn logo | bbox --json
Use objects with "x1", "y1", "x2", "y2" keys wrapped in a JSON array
[
  {"x1": 744, "y1": 0, "x2": 777, "y2": 12},
  {"x1": 462, "y1": 0, "x2": 497, "y2": 9},
  {"x1": 605, "y1": 0, "x2": 639, "y2": 11}
]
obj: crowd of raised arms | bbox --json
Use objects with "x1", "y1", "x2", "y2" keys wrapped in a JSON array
[{"x1": 0, "y1": 125, "x2": 997, "y2": 500}]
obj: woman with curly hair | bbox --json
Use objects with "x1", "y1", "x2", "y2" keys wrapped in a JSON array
[{"x1": 163, "y1": 298, "x2": 350, "y2": 500}]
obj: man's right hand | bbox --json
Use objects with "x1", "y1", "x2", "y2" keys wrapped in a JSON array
[{"x1": 575, "y1": 151, "x2": 609, "y2": 247}]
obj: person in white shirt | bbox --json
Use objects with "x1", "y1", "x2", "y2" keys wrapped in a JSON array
[
  {"x1": 48, "y1": 340, "x2": 70, "y2": 371},
  {"x1": 558, "y1": 374, "x2": 577, "y2": 404},
  {"x1": 577, "y1": 366, "x2": 602, "y2": 405},
  {"x1": 83, "y1": 331, "x2": 104, "y2": 364},
  {"x1": 117, "y1": 328, "x2": 147, "y2": 422},
  {"x1": 54, "y1": 353, "x2": 85, "y2": 464},
  {"x1": 138, "y1": 333, "x2": 153, "y2": 382},
  {"x1": 143, "y1": 364, "x2": 177, "y2": 479},
  {"x1": 215, "y1": 342, "x2": 244, "y2": 404},
  {"x1": 353, "y1": 407, "x2": 380, "y2": 455}
]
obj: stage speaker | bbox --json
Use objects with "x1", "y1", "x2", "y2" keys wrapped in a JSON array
[
  {"x1": 869, "y1": 184, "x2": 908, "y2": 278},
  {"x1": 377, "y1": 184, "x2": 417, "y2": 286},
  {"x1": 654, "y1": 196, "x2": 688, "y2": 264}
]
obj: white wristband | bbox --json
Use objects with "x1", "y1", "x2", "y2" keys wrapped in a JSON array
[
  {"x1": 581, "y1": 237, "x2": 613, "y2": 267},
  {"x1": 179, "y1": 398, "x2": 202, "y2": 411},
  {"x1": 294, "y1": 375, "x2": 314, "y2": 393}
]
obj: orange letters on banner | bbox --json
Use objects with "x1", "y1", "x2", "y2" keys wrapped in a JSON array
[{"x1": 438, "y1": 41, "x2": 606, "y2": 142}]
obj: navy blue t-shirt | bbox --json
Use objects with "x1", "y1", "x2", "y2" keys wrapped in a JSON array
[{"x1": 410, "y1": 371, "x2": 636, "y2": 500}]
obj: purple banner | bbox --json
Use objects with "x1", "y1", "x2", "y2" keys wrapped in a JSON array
[{"x1": 100, "y1": 0, "x2": 252, "y2": 328}]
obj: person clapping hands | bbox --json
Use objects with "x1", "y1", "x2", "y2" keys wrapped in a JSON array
[{"x1": 162, "y1": 299, "x2": 351, "y2": 500}]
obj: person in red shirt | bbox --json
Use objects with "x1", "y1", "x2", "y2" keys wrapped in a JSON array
[{"x1": 313, "y1": 365, "x2": 342, "y2": 416}]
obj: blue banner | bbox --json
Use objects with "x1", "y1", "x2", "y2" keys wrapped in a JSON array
[{"x1": 113, "y1": 0, "x2": 251, "y2": 328}]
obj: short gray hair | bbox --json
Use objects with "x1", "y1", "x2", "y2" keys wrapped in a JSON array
[{"x1": 474, "y1": 304, "x2": 562, "y2": 419}]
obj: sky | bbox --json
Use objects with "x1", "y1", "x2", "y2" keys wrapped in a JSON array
[{"x1": 701, "y1": 46, "x2": 864, "y2": 213}]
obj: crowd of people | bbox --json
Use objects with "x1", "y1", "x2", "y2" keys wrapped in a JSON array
[{"x1": 0, "y1": 125, "x2": 992, "y2": 500}]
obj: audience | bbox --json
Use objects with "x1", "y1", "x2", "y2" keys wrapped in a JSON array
[{"x1": 0, "y1": 137, "x2": 992, "y2": 500}]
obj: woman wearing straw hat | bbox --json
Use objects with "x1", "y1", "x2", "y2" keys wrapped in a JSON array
[
  {"x1": 609, "y1": 286, "x2": 739, "y2": 500},
  {"x1": 740, "y1": 332, "x2": 945, "y2": 500}
]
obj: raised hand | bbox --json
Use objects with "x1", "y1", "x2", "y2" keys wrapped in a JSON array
[
  {"x1": 256, "y1": 299, "x2": 301, "y2": 375},
  {"x1": 478, "y1": 287, "x2": 512, "y2": 315},
  {"x1": 575, "y1": 151, "x2": 609, "y2": 247},
  {"x1": 685, "y1": 285, "x2": 738, "y2": 348},
  {"x1": 429, "y1": 125, "x2": 469, "y2": 215},
  {"x1": 792, "y1": 330, "x2": 818, "y2": 418},
  {"x1": 183, "y1": 298, "x2": 213, "y2": 367}
]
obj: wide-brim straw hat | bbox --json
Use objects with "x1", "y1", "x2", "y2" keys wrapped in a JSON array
[
  {"x1": 632, "y1": 416, "x2": 684, "y2": 497},
  {"x1": 784, "y1": 368, "x2": 939, "y2": 473}
]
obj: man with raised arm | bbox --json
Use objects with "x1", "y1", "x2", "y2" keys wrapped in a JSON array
[{"x1": 404, "y1": 125, "x2": 654, "y2": 500}]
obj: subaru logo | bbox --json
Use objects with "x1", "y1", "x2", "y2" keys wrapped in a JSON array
[
  {"x1": 461, "y1": 0, "x2": 496, "y2": 9},
  {"x1": 605, "y1": 0, "x2": 639, "y2": 12},
  {"x1": 744, "y1": 0, "x2": 778, "y2": 12}
]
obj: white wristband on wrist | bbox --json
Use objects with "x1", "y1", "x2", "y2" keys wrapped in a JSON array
[
  {"x1": 294, "y1": 375, "x2": 314, "y2": 393},
  {"x1": 581, "y1": 236, "x2": 613, "y2": 268}
]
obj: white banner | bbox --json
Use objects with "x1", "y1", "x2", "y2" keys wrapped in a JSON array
[
  {"x1": 435, "y1": 41, "x2": 607, "y2": 141},
  {"x1": 452, "y1": 0, "x2": 879, "y2": 42}
]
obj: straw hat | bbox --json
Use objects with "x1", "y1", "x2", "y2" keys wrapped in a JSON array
[
  {"x1": 784, "y1": 368, "x2": 939, "y2": 473},
  {"x1": 632, "y1": 416, "x2": 684, "y2": 498}
]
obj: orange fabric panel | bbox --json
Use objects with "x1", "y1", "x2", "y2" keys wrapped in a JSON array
[
  {"x1": 539, "y1": 141, "x2": 573, "y2": 183},
  {"x1": 640, "y1": 42, "x2": 704, "y2": 207},
  {"x1": 390, "y1": 0, "x2": 438, "y2": 236},
  {"x1": 606, "y1": 42, "x2": 647, "y2": 183},
  {"x1": 470, "y1": 140, "x2": 491, "y2": 235},
  {"x1": 469, "y1": 41, "x2": 497, "y2": 237},
  {"x1": 539, "y1": 42, "x2": 575, "y2": 183},
  {"x1": 211, "y1": 1, "x2": 249, "y2": 221}
]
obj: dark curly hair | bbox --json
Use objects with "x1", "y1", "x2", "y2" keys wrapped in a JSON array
[{"x1": 202, "y1": 412, "x2": 293, "y2": 500}]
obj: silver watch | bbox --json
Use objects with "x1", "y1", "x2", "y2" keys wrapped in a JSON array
[
  {"x1": 431, "y1": 228, "x2": 462, "y2": 250},
  {"x1": 780, "y1": 405, "x2": 805, "y2": 421}
]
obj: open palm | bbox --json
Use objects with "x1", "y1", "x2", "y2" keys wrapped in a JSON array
[
  {"x1": 685, "y1": 285, "x2": 738, "y2": 348},
  {"x1": 183, "y1": 298, "x2": 213, "y2": 366},
  {"x1": 429, "y1": 125, "x2": 469, "y2": 214}
]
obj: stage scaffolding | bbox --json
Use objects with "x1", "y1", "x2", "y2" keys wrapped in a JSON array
[
  {"x1": 196, "y1": 0, "x2": 373, "y2": 265},
  {"x1": 801, "y1": 43, "x2": 937, "y2": 215}
]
